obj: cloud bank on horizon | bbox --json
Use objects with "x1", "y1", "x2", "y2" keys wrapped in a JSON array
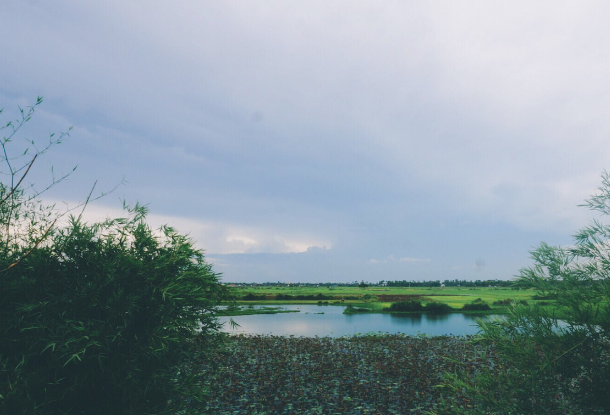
[{"x1": 2, "y1": 1, "x2": 609, "y2": 282}]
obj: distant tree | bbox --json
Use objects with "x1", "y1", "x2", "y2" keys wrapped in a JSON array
[
  {"x1": 358, "y1": 280, "x2": 368, "y2": 289},
  {"x1": 441, "y1": 172, "x2": 610, "y2": 414}
]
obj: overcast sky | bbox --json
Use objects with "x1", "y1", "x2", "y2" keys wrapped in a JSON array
[{"x1": 2, "y1": 1, "x2": 610, "y2": 283}]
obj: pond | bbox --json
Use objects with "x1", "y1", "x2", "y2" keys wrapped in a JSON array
[{"x1": 218, "y1": 304, "x2": 491, "y2": 337}]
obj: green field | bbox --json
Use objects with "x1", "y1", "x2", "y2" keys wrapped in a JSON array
[{"x1": 224, "y1": 285, "x2": 539, "y2": 315}]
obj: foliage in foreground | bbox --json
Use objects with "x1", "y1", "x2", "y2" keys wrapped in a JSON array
[
  {"x1": 200, "y1": 334, "x2": 495, "y2": 414},
  {"x1": 0, "y1": 99, "x2": 226, "y2": 414},
  {"x1": 440, "y1": 173, "x2": 610, "y2": 415}
]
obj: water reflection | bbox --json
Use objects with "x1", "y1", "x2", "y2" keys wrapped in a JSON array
[
  {"x1": 219, "y1": 305, "x2": 489, "y2": 337},
  {"x1": 388, "y1": 313, "x2": 422, "y2": 326},
  {"x1": 422, "y1": 313, "x2": 450, "y2": 323}
]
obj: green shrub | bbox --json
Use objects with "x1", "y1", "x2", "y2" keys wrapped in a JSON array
[
  {"x1": 343, "y1": 305, "x2": 371, "y2": 314},
  {"x1": 388, "y1": 300, "x2": 424, "y2": 312},
  {"x1": 0, "y1": 101, "x2": 227, "y2": 414},
  {"x1": 243, "y1": 292, "x2": 265, "y2": 300},
  {"x1": 0, "y1": 206, "x2": 227, "y2": 415},
  {"x1": 424, "y1": 302, "x2": 454, "y2": 313},
  {"x1": 442, "y1": 172, "x2": 610, "y2": 414},
  {"x1": 461, "y1": 301, "x2": 491, "y2": 311}
]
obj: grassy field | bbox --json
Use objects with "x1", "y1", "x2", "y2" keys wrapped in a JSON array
[{"x1": 225, "y1": 285, "x2": 539, "y2": 314}]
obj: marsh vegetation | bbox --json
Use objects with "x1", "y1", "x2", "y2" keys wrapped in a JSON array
[{"x1": 199, "y1": 333, "x2": 593, "y2": 415}]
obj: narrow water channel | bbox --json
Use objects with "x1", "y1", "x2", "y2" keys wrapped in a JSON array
[{"x1": 219, "y1": 305, "x2": 489, "y2": 337}]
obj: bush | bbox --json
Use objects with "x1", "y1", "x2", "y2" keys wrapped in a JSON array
[
  {"x1": 461, "y1": 301, "x2": 491, "y2": 311},
  {"x1": 424, "y1": 302, "x2": 454, "y2": 313},
  {"x1": 442, "y1": 172, "x2": 610, "y2": 414},
  {"x1": 343, "y1": 305, "x2": 370, "y2": 314},
  {"x1": 388, "y1": 300, "x2": 424, "y2": 312},
  {"x1": 493, "y1": 298, "x2": 529, "y2": 307},
  {"x1": 0, "y1": 100, "x2": 227, "y2": 414},
  {"x1": 1, "y1": 206, "x2": 227, "y2": 415}
]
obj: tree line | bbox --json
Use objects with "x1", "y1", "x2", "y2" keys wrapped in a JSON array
[{"x1": 383, "y1": 279, "x2": 514, "y2": 287}]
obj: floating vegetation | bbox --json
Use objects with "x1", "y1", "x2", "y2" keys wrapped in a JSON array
[
  {"x1": 343, "y1": 305, "x2": 372, "y2": 314},
  {"x1": 218, "y1": 306, "x2": 300, "y2": 316},
  {"x1": 199, "y1": 334, "x2": 496, "y2": 414}
]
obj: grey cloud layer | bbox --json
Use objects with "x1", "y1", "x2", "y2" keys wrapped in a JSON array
[{"x1": 1, "y1": 1, "x2": 608, "y2": 281}]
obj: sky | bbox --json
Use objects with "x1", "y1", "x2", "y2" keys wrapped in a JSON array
[{"x1": 2, "y1": 1, "x2": 610, "y2": 283}]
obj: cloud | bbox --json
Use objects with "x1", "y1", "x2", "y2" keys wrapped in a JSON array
[
  {"x1": 6, "y1": 1, "x2": 605, "y2": 236},
  {"x1": 2, "y1": 1, "x2": 609, "y2": 282},
  {"x1": 369, "y1": 256, "x2": 431, "y2": 265},
  {"x1": 399, "y1": 257, "x2": 432, "y2": 263},
  {"x1": 50, "y1": 201, "x2": 332, "y2": 255}
]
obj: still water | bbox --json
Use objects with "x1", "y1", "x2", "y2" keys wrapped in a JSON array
[{"x1": 219, "y1": 305, "x2": 489, "y2": 337}]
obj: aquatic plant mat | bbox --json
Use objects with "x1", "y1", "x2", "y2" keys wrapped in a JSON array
[{"x1": 200, "y1": 334, "x2": 492, "y2": 414}]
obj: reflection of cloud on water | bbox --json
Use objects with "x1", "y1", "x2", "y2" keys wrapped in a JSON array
[
  {"x1": 219, "y1": 306, "x2": 489, "y2": 337},
  {"x1": 290, "y1": 323, "x2": 314, "y2": 336},
  {"x1": 423, "y1": 313, "x2": 450, "y2": 323}
]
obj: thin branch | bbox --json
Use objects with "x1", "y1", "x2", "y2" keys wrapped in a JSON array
[
  {"x1": 75, "y1": 180, "x2": 97, "y2": 224},
  {"x1": 0, "y1": 98, "x2": 42, "y2": 188},
  {"x1": 0, "y1": 154, "x2": 37, "y2": 208},
  {"x1": 25, "y1": 168, "x2": 75, "y2": 203}
]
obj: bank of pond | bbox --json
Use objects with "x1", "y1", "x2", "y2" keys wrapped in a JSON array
[
  {"x1": 226, "y1": 286, "x2": 542, "y2": 315},
  {"x1": 220, "y1": 299, "x2": 496, "y2": 317}
]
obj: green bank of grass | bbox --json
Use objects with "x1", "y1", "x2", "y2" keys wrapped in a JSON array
[{"x1": 226, "y1": 285, "x2": 540, "y2": 315}]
